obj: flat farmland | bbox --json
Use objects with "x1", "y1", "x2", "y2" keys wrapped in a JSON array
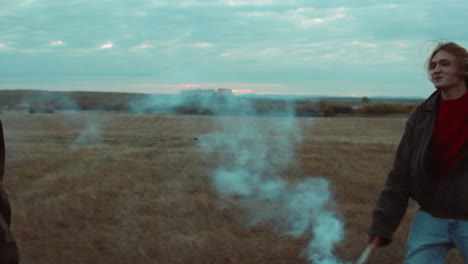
[{"x1": 0, "y1": 111, "x2": 462, "y2": 264}]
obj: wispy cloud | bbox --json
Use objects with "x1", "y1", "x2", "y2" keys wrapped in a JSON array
[
  {"x1": 219, "y1": 0, "x2": 275, "y2": 6},
  {"x1": 97, "y1": 42, "x2": 113, "y2": 49},
  {"x1": 191, "y1": 42, "x2": 214, "y2": 48},
  {"x1": 232, "y1": 89, "x2": 254, "y2": 94},
  {"x1": 286, "y1": 7, "x2": 348, "y2": 27},
  {"x1": 130, "y1": 44, "x2": 153, "y2": 51},
  {"x1": 350, "y1": 41, "x2": 378, "y2": 48},
  {"x1": 50, "y1": 40, "x2": 65, "y2": 46}
]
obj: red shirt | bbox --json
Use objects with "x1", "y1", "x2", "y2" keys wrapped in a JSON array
[{"x1": 431, "y1": 91, "x2": 468, "y2": 178}]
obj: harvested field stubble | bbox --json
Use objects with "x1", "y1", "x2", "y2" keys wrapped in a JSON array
[{"x1": 1, "y1": 112, "x2": 462, "y2": 263}]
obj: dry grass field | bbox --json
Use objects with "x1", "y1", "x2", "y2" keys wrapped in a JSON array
[{"x1": 0, "y1": 111, "x2": 462, "y2": 264}]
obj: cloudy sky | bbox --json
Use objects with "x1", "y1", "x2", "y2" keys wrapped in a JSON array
[{"x1": 1, "y1": 0, "x2": 467, "y2": 97}]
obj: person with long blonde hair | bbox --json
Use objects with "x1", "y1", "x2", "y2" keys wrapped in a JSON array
[{"x1": 368, "y1": 41, "x2": 468, "y2": 263}]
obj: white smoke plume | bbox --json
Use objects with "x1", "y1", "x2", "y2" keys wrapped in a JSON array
[
  {"x1": 128, "y1": 94, "x2": 183, "y2": 114},
  {"x1": 17, "y1": 91, "x2": 80, "y2": 112},
  {"x1": 199, "y1": 99, "x2": 346, "y2": 264},
  {"x1": 71, "y1": 119, "x2": 103, "y2": 150},
  {"x1": 68, "y1": 112, "x2": 107, "y2": 150}
]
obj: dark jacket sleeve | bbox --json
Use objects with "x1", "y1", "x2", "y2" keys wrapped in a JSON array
[
  {"x1": 0, "y1": 120, "x2": 20, "y2": 262},
  {"x1": 0, "y1": 120, "x2": 11, "y2": 225},
  {"x1": 368, "y1": 113, "x2": 414, "y2": 243},
  {"x1": 0, "y1": 120, "x2": 5, "y2": 182}
]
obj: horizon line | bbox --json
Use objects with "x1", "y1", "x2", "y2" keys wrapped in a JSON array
[{"x1": 0, "y1": 88, "x2": 426, "y2": 99}]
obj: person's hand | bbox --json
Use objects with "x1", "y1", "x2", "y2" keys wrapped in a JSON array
[{"x1": 367, "y1": 236, "x2": 390, "y2": 248}]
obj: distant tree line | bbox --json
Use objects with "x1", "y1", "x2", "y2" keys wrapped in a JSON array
[
  {"x1": 0, "y1": 90, "x2": 420, "y2": 117},
  {"x1": 156, "y1": 97, "x2": 418, "y2": 117}
]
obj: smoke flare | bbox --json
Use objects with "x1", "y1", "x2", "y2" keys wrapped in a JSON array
[{"x1": 199, "y1": 99, "x2": 346, "y2": 263}]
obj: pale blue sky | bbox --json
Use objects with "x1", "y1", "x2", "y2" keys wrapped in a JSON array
[{"x1": 1, "y1": 0, "x2": 467, "y2": 97}]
